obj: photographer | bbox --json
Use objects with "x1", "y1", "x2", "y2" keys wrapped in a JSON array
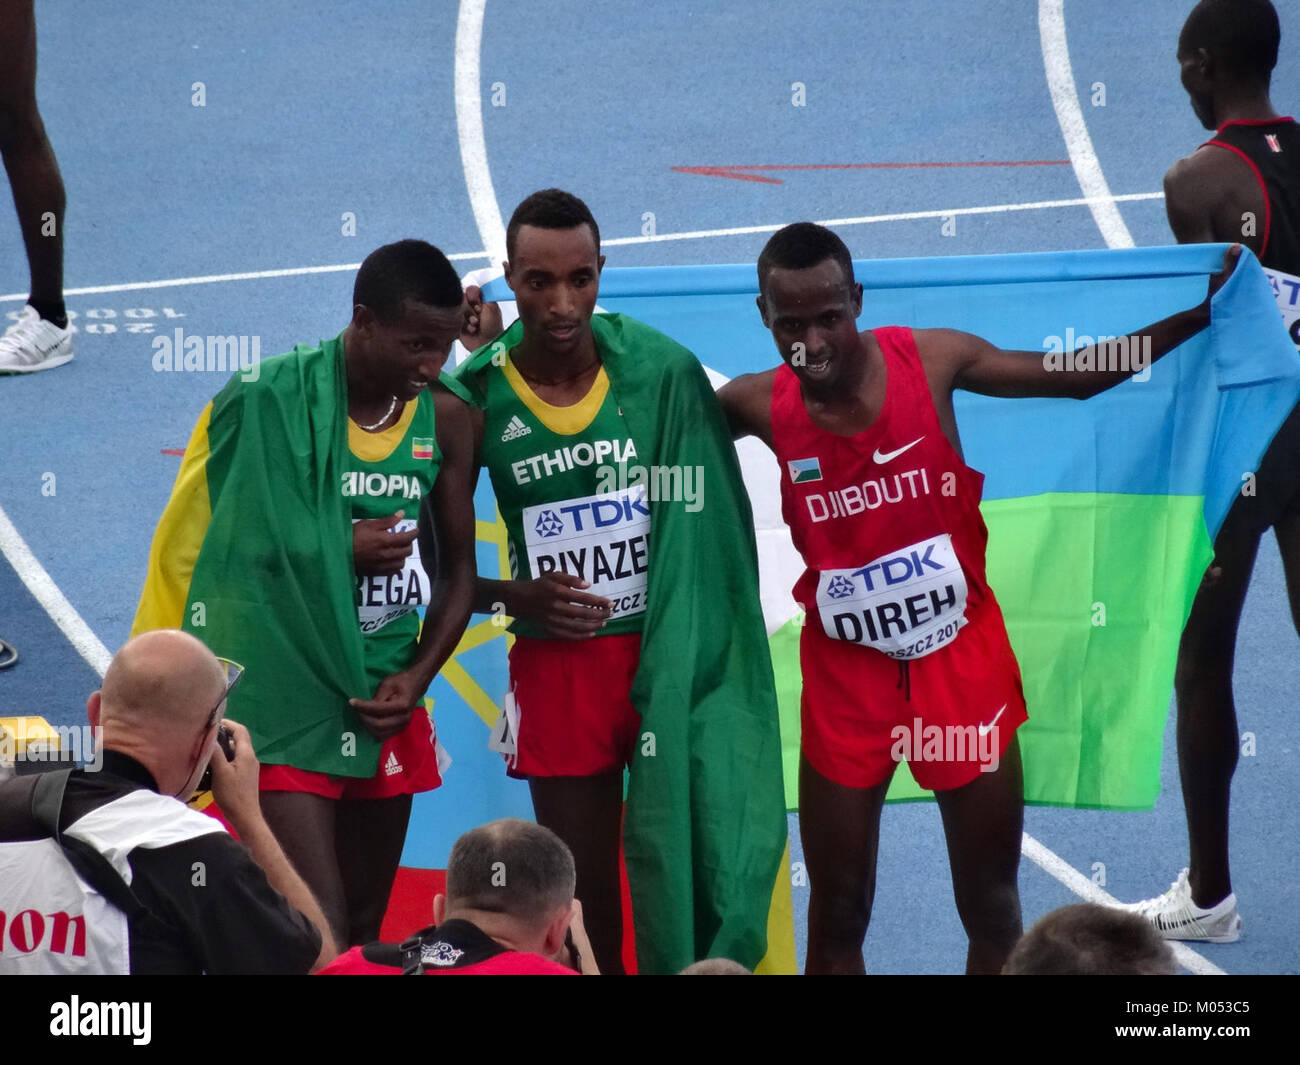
[
  {"x1": 321, "y1": 819, "x2": 597, "y2": 975},
  {"x1": 0, "y1": 630, "x2": 336, "y2": 974}
]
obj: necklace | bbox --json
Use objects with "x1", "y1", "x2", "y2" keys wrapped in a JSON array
[
  {"x1": 354, "y1": 396, "x2": 397, "y2": 432},
  {"x1": 515, "y1": 358, "x2": 600, "y2": 387}
]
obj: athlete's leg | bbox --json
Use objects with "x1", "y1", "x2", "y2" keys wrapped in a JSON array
[
  {"x1": 259, "y1": 791, "x2": 349, "y2": 947},
  {"x1": 336, "y1": 793, "x2": 413, "y2": 945},
  {"x1": 1275, "y1": 508, "x2": 1300, "y2": 635},
  {"x1": 529, "y1": 771, "x2": 625, "y2": 974},
  {"x1": 934, "y1": 734, "x2": 1024, "y2": 975},
  {"x1": 800, "y1": 753, "x2": 893, "y2": 975},
  {"x1": 0, "y1": 1, "x2": 65, "y2": 316},
  {"x1": 1174, "y1": 528, "x2": 1260, "y2": 908}
]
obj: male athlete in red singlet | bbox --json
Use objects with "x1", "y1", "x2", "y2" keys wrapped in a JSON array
[
  {"x1": 1127, "y1": 0, "x2": 1300, "y2": 942},
  {"x1": 719, "y1": 223, "x2": 1237, "y2": 974}
]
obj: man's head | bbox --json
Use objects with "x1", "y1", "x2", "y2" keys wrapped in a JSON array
[
  {"x1": 503, "y1": 189, "x2": 605, "y2": 359},
  {"x1": 434, "y1": 819, "x2": 576, "y2": 959},
  {"x1": 88, "y1": 631, "x2": 231, "y2": 799},
  {"x1": 1003, "y1": 903, "x2": 1178, "y2": 975},
  {"x1": 679, "y1": 958, "x2": 752, "y2": 975},
  {"x1": 348, "y1": 240, "x2": 464, "y2": 401},
  {"x1": 756, "y1": 222, "x2": 864, "y2": 393},
  {"x1": 1178, "y1": 0, "x2": 1280, "y2": 129}
]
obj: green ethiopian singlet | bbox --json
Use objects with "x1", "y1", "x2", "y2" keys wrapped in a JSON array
[
  {"x1": 472, "y1": 353, "x2": 648, "y2": 638},
  {"x1": 344, "y1": 393, "x2": 442, "y2": 687}
]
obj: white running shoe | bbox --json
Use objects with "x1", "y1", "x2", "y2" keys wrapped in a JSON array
[
  {"x1": 1126, "y1": 868, "x2": 1241, "y2": 943},
  {"x1": 0, "y1": 304, "x2": 75, "y2": 373}
]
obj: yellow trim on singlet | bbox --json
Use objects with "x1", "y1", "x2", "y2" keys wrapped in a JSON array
[
  {"x1": 501, "y1": 354, "x2": 609, "y2": 435},
  {"x1": 348, "y1": 398, "x2": 418, "y2": 461}
]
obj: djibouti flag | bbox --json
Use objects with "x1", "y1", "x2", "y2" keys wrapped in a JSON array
[{"x1": 787, "y1": 457, "x2": 823, "y2": 483}]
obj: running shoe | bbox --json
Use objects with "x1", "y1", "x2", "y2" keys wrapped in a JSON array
[
  {"x1": 0, "y1": 304, "x2": 74, "y2": 373},
  {"x1": 1125, "y1": 868, "x2": 1241, "y2": 942}
]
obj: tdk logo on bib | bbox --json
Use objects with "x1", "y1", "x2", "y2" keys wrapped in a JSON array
[
  {"x1": 523, "y1": 486, "x2": 651, "y2": 620},
  {"x1": 816, "y1": 534, "x2": 969, "y2": 660},
  {"x1": 535, "y1": 510, "x2": 564, "y2": 538},
  {"x1": 825, "y1": 575, "x2": 855, "y2": 600}
]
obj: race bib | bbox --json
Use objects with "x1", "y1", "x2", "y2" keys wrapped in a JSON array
[
  {"x1": 354, "y1": 518, "x2": 432, "y2": 634},
  {"x1": 522, "y1": 486, "x2": 651, "y2": 620},
  {"x1": 1263, "y1": 266, "x2": 1300, "y2": 349},
  {"x1": 815, "y1": 533, "x2": 968, "y2": 660}
]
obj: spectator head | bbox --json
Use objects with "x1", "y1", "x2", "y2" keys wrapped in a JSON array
[
  {"x1": 88, "y1": 631, "x2": 229, "y2": 799},
  {"x1": 679, "y1": 958, "x2": 752, "y2": 975},
  {"x1": 435, "y1": 819, "x2": 577, "y2": 959},
  {"x1": 1003, "y1": 903, "x2": 1178, "y2": 975}
]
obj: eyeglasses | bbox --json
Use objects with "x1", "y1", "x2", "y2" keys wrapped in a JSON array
[{"x1": 205, "y1": 657, "x2": 244, "y2": 730}]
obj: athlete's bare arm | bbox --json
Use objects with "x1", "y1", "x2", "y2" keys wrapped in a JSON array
[
  {"x1": 717, "y1": 368, "x2": 777, "y2": 449},
  {"x1": 348, "y1": 387, "x2": 478, "y2": 738},
  {"x1": 464, "y1": 377, "x2": 614, "y2": 639},
  {"x1": 916, "y1": 245, "x2": 1239, "y2": 414},
  {"x1": 1165, "y1": 148, "x2": 1265, "y2": 250}
]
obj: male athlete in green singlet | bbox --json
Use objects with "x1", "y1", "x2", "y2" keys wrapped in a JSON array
[
  {"x1": 137, "y1": 242, "x2": 478, "y2": 948},
  {"x1": 458, "y1": 190, "x2": 787, "y2": 975}
]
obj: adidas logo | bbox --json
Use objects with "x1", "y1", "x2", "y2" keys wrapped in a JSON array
[
  {"x1": 383, "y1": 751, "x2": 402, "y2": 777},
  {"x1": 501, "y1": 415, "x2": 532, "y2": 442}
]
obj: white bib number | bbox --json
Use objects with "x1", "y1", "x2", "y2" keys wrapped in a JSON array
[
  {"x1": 815, "y1": 533, "x2": 969, "y2": 659},
  {"x1": 1264, "y1": 267, "x2": 1300, "y2": 349},
  {"x1": 354, "y1": 518, "x2": 431, "y2": 633},
  {"x1": 522, "y1": 486, "x2": 651, "y2": 619}
]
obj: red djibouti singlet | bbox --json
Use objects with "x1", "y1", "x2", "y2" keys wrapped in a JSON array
[{"x1": 772, "y1": 326, "x2": 999, "y2": 661}]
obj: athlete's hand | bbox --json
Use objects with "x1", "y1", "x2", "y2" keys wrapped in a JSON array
[
  {"x1": 461, "y1": 285, "x2": 504, "y2": 350},
  {"x1": 353, "y1": 511, "x2": 419, "y2": 576},
  {"x1": 349, "y1": 672, "x2": 425, "y2": 741},
  {"x1": 207, "y1": 719, "x2": 263, "y2": 834},
  {"x1": 1204, "y1": 244, "x2": 1243, "y2": 306},
  {"x1": 509, "y1": 573, "x2": 613, "y2": 640}
]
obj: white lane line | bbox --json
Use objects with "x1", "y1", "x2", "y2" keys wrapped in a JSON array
[
  {"x1": 0, "y1": 192, "x2": 1164, "y2": 303},
  {"x1": 1021, "y1": 833, "x2": 1225, "y2": 975},
  {"x1": 0, "y1": 252, "x2": 490, "y2": 302},
  {"x1": 454, "y1": 0, "x2": 507, "y2": 267},
  {"x1": 604, "y1": 192, "x2": 1163, "y2": 247},
  {"x1": 0, "y1": 504, "x2": 111, "y2": 678},
  {"x1": 1039, "y1": 0, "x2": 1136, "y2": 249}
]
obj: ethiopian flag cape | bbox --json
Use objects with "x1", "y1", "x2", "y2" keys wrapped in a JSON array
[
  {"x1": 133, "y1": 334, "x2": 387, "y2": 777},
  {"x1": 457, "y1": 314, "x2": 789, "y2": 974}
]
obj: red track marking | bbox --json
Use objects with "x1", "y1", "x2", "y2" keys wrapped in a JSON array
[
  {"x1": 673, "y1": 160, "x2": 1072, "y2": 185},
  {"x1": 162, "y1": 448, "x2": 185, "y2": 455}
]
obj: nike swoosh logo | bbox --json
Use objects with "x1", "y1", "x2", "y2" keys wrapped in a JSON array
[
  {"x1": 978, "y1": 704, "x2": 1008, "y2": 737},
  {"x1": 872, "y1": 436, "x2": 925, "y2": 465},
  {"x1": 1156, "y1": 916, "x2": 1203, "y2": 931}
]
